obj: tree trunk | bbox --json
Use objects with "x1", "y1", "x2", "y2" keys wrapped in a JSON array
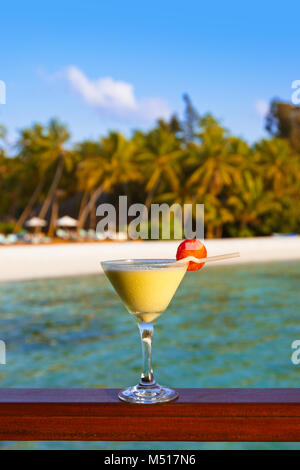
[
  {"x1": 77, "y1": 185, "x2": 104, "y2": 230},
  {"x1": 142, "y1": 181, "x2": 160, "y2": 223},
  {"x1": 216, "y1": 224, "x2": 223, "y2": 238},
  {"x1": 78, "y1": 189, "x2": 90, "y2": 220},
  {"x1": 48, "y1": 197, "x2": 59, "y2": 237},
  {"x1": 206, "y1": 223, "x2": 213, "y2": 238},
  {"x1": 15, "y1": 179, "x2": 44, "y2": 231},
  {"x1": 144, "y1": 182, "x2": 159, "y2": 210},
  {"x1": 89, "y1": 201, "x2": 96, "y2": 229},
  {"x1": 38, "y1": 156, "x2": 64, "y2": 226}
]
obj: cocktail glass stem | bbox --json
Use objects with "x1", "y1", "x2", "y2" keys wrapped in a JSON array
[
  {"x1": 138, "y1": 322, "x2": 155, "y2": 386},
  {"x1": 118, "y1": 316, "x2": 179, "y2": 402}
]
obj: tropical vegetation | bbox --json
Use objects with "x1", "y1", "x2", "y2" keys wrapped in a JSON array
[{"x1": 0, "y1": 97, "x2": 299, "y2": 238}]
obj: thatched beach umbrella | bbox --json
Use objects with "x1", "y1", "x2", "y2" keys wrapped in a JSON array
[
  {"x1": 56, "y1": 216, "x2": 78, "y2": 227},
  {"x1": 25, "y1": 217, "x2": 47, "y2": 228}
]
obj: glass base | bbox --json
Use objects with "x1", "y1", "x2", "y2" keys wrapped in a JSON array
[{"x1": 118, "y1": 383, "x2": 179, "y2": 404}]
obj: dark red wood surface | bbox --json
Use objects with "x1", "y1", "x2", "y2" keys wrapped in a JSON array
[{"x1": 1, "y1": 388, "x2": 300, "y2": 441}]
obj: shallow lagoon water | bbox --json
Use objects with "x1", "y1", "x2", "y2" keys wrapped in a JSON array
[{"x1": 0, "y1": 261, "x2": 300, "y2": 449}]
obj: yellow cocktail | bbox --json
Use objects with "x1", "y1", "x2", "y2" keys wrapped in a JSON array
[
  {"x1": 101, "y1": 259, "x2": 187, "y2": 404},
  {"x1": 104, "y1": 265, "x2": 186, "y2": 322}
]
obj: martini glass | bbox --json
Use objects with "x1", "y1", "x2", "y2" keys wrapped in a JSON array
[{"x1": 101, "y1": 259, "x2": 187, "y2": 404}]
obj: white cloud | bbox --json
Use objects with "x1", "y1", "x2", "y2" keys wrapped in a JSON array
[
  {"x1": 63, "y1": 65, "x2": 172, "y2": 122},
  {"x1": 255, "y1": 99, "x2": 269, "y2": 118}
]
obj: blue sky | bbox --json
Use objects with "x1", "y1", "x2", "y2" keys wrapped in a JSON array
[{"x1": 0, "y1": 1, "x2": 299, "y2": 147}]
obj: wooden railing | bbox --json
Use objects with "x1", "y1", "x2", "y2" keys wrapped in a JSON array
[{"x1": 1, "y1": 388, "x2": 300, "y2": 441}]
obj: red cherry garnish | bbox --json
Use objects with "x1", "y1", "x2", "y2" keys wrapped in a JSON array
[{"x1": 176, "y1": 239, "x2": 207, "y2": 271}]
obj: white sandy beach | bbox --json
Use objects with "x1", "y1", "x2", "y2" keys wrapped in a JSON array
[{"x1": 0, "y1": 236, "x2": 300, "y2": 282}]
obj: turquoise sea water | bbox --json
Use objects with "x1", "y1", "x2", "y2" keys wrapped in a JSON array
[{"x1": 0, "y1": 261, "x2": 300, "y2": 450}]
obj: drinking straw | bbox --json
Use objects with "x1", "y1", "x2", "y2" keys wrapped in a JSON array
[{"x1": 176, "y1": 252, "x2": 240, "y2": 265}]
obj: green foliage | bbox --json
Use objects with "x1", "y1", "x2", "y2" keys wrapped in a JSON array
[
  {"x1": 0, "y1": 100, "x2": 300, "y2": 238},
  {"x1": 0, "y1": 222, "x2": 22, "y2": 234},
  {"x1": 133, "y1": 213, "x2": 184, "y2": 241}
]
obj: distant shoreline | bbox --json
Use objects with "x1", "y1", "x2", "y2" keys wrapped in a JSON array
[{"x1": 1, "y1": 236, "x2": 300, "y2": 283}]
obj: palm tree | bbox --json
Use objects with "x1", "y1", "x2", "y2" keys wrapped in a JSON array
[
  {"x1": 186, "y1": 115, "x2": 248, "y2": 200},
  {"x1": 73, "y1": 140, "x2": 101, "y2": 223},
  {"x1": 15, "y1": 120, "x2": 71, "y2": 229},
  {"x1": 15, "y1": 124, "x2": 47, "y2": 228},
  {"x1": 201, "y1": 193, "x2": 235, "y2": 238},
  {"x1": 77, "y1": 132, "x2": 141, "y2": 230},
  {"x1": 133, "y1": 128, "x2": 183, "y2": 209},
  {"x1": 253, "y1": 138, "x2": 295, "y2": 198},
  {"x1": 227, "y1": 171, "x2": 282, "y2": 236},
  {"x1": 0, "y1": 127, "x2": 11, "y2": 214},
  {"x1": 37, "y1": 119, "x2": 71, "y2": 222}
]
